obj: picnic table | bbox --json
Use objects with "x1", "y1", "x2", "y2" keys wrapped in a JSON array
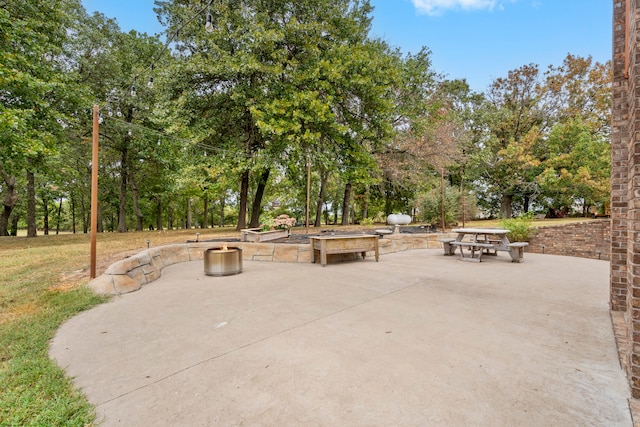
[{"x1": 440, "y1": 228, "x2": 528, "y2": 263}]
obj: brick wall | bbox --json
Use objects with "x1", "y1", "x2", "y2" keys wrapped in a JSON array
[
  {"x1": 612, "y1": 0, "x2": 629, "y2": 311},
  {"x1": 612, "y1": 0, "x2": 640, "y2": 399},
  {"x1": 527, "y1": 220, "x2": 611, "y2": 261}
]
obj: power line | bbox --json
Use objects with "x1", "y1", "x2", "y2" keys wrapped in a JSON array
[{"x1": 98, "y1": 0, "x2": 214, "y2": 110}]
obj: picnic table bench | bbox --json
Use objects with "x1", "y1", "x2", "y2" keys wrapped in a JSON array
[
  {"x1": 439, "y1": 237, "x2": 457, "y2": 256},
  {"x1": 449, "y1": 241, "x2": 496, "y2": 261},
  {"x1": 441, "y1": 228, "x2": 528, "y2": 263}
]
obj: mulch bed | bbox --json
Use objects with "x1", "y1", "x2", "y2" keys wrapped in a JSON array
[{"x1": 189, "y1": 225, "x2": 435, "y2": 245}]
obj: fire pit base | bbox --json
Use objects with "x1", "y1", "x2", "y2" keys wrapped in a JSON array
[{"x1": 204, "y1": 247, "x2": 243, "y2": 276}]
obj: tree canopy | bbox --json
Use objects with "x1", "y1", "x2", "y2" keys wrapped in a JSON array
[{"x1": 0, "y1": 0, "x2": 612, "y2": 237}]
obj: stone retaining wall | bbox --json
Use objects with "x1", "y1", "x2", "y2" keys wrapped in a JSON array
[
  {"x1": 88, "y1": 222, "x2": 610, "y2": 296},
  {"x1": 89, "y1": 233, "x2": 443, "y2": 295}
]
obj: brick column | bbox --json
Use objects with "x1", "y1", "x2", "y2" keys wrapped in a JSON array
[
  {"x1": 614, "y1": 0, "x2": 640, "y2": 398},
  {"x1": 612, "y1": 1, "x2": 629, "y2": 312}
]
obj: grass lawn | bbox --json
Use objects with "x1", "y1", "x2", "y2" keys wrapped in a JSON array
[
  {"x1": 0, "y1": 227, "x2": 236, "y2": 426},
  {"x1": 0, "y1": 217, "x2": 598, "y2": 425}
]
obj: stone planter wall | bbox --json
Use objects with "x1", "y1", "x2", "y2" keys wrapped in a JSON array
[{"x1": 89, "y1": 233, "x2": 444, "y2": 295}]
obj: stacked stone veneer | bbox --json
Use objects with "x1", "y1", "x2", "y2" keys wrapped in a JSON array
[
  {"x1": 89, "y1": 233, "x2": 444, "y2": 295},
  {"x1": 526, "y1": 220, "x2": 611, "y2": 261}
]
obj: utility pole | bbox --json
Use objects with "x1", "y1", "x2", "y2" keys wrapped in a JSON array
[
  {"x1": 441, "y1": 168, "x2": 445, "y2": 232},
  {"x1": 90, "y1": 105, "x2": 99, "y2": 279},
  {"x1": 306, "y1": 154, "x2": 311, "y2": 234}
]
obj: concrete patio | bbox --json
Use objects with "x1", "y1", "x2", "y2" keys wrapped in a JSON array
[{"x1": 50, "y1": 249, "x2": 632, "y2": 426}]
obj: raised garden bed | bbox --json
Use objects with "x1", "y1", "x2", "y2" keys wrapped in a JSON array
[{"x1": 240, "y1": 228, "x2": 290, "y2": 243}]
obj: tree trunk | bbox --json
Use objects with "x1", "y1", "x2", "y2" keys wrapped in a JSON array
[
  {"x1": 55, "y1": 197, "x2": 63, "y2": 234},
  {"x1": 81, "y1": 193, "x2": 88, "y2": 233},
  {"x1": 130, "y1": 169, "x2": 143, "y2": 231},
  {"x1": 71, "y1": 194, "x2": 76, "y2": 234},
  {"x1": 156, "y1": 197, "x2": 163, "y2": 230},
  {"x1": 523, "y1": 194, "x2": 530, "y2": 213},
  {"x1": 186, "y1": 198, "x2": 192, "y2": 229},
  {"x1": 500, "y1": 194, "x2": 513, "y2": 218},
  {"x1": 0, "y1": 172, "x2": 18, "y2": 236},
  {"x1": 10, "y1": 213, "x2": 18, "y2": 236},
  {"x1": 314, "y1": 170, "x2": 327, "y2": 227},
  {"x1": 249, "y1": 169, "x2": 270, "y2": 228},
  {"x1": 1, "y1": 204, "x2": 12, "y2": 237},
  {"x1": 341, "y1": 182, "x2": 352, "y2": 225},
  {"x1": 238, "y1": 104, "x2": 255, "y2": 231},
  {"x1": 26, "y1": 169, "x2": 36, "y2": 237},
  {"x1": 202, "y1": 194, "x2": 209, "y2": 229},
  {"x1": 43, "y1": 197, "x2": 49, "y2": 235},
  {"x1": 237, "y1": 170, "x2": 249, "y2": 230},
  {"x1": 117, "y1": 146, "x2": 128, "y2": 232},
  {"x1": 362, "y1": 186, "x2": 369, "y2": 221},
  {"x1": 383, "y1": 178, "x2": 392, "y2": 216},
  {"x1": 219, "y1": 198, "x2": 225, "y2": 227}
]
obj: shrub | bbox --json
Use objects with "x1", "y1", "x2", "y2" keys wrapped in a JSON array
[
  {"x1": 373, "y1": 211, "x2": 387, "y2": 223},
  {"x1": 499, "y1": 212, "x2": 534, "y2": 242},
  {"x1": 272, "y1": 214, "x2": 296, "y2": 230},
  {"x1": 415, "y1": 186, "x2": 460, "y2": 227},
  {"x1": 260, "y1": 213, "x2": 296, "y2": 231},
  {"x1": 360, "y1": 217, "x2": 374, "y2": 226}
]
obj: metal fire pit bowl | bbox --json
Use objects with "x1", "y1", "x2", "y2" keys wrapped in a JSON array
[{"x1": 203, "y1": 247, "x2": 243, "y2": 276}]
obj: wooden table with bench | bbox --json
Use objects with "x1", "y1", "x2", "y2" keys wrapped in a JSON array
[
  {"x1": 309, "y1": 235, "x2": 379, "y2": 266},
  {"x1": 439, "y1": 228, "x2": 528, "y2": 263}
]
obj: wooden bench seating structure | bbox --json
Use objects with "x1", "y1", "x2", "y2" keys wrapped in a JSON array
[{"x1": 309, "y1": 235, "x2": 379, "y2": 266}]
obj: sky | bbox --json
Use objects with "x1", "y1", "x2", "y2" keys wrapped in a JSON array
[{"x1": 81, "y1": 0, "x2": 612, "y2": 92}]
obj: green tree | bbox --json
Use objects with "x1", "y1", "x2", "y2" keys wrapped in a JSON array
[
  {"x1": 0, "y1": 0, "x2": 86, "y2": 236},
  {"x1": 155, "y1": 0, "x2": 399, "y2": 229},
  {"x1": 77, "y1": 20, "x2": 166, "y2": 232},
  {"x1": 541, "y1": 54, "x2": 611, "y2": 137},
  {"x1": 537, "y1": 119, "x2": 610, "y2": 215},
  {"x1": 375, "y1": 49, "x2": 466, "y2": 218},
  {"x1": 469, "y1": 54, "x2": 611, "y2": 218},
  {"x1": 481, "y1": 63, "x2": 544, "y2": 218}
]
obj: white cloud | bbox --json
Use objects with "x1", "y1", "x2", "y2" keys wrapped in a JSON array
[{"x1": 411, "y1": 0, "x2": 512, "y2": 15}]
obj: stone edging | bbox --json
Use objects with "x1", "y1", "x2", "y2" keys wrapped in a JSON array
[{"x1": 89, "y1": 233, "x2": 444, "y2": 295}]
